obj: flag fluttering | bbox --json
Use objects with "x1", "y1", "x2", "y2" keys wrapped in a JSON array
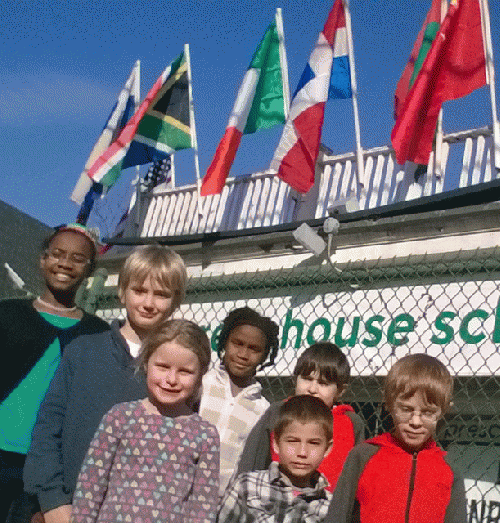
[
  {"x1": 201, "y1": 21, "x2": 286, "y2": 195},
  {"x1": 391, "y1": 0, "x2": 487, "y2": 166},
  {"x1": 99, "y1": 157, "x2": 172, "y2": 255},
  {"x1": 270, "y1": 0, "x2": 351, "y2": 194},
  {"x1": 75, "y1": 183, "x2": 103, "y2": 225},
  {"x1": 142, "y1": 157, "x2": 172, "y2": 191},
  {"x1": 71, "y1": 61, "x2": 140, "y2": 207},
  {"x1": 87, "y1": 51, "x2": 192, "y2": 190},
  {"x1": 394, "y1": 0, "x2": 442, "y2": 121}
]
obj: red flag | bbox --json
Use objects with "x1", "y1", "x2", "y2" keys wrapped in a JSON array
[
  {"x1": 391, "y1": 0, "x2": 486, "y2": 166},
  {"x1": 394, "y1": 0, "x2": 442, "y2": 121}
]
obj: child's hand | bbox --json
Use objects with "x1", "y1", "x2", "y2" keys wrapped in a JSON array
[{"x1": 43, "y1": 505, "x2": 72, "y2": 523}]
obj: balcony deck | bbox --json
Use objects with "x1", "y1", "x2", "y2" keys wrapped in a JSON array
[{"x1": 130, "y1": 127, "x2": 497, "y2": 238}]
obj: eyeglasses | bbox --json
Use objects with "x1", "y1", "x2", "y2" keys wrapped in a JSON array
[
  {"x1": 394, "y1": 404, "x2": 441, "y2": 423},
  {"x1": 45, "y1": 249, "x2": 90, "y2": 267}
]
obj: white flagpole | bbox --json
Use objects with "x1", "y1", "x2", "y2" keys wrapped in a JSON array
[
  {"x1": 434, "y1": 0, "x2": 448, "y2": 179},
  {"x1": 170, "y1": 154, "x2": 176, "y2": 188},
  {"x1": 343, "y1": 0, "x2": 365, "y2": 187},
  {"x1": 185, "y1": 43, "x2": 204, "y2": 217},
  {"x1": 275, "y1": 8, "x2": 291, "y2": 119},
  {"x1": 478, "y1": 0, "x2": 500, "y2": 170},
  {"x1": 133, "y1": 60, "x2": 142, "y2": 231}
]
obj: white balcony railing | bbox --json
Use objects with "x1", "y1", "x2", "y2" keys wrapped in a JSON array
[{"x1": 133, "y1": 127, "x2": 497, "y2": 238}]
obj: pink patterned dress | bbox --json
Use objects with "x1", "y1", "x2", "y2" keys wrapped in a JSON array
[{"x1": 71, "y1": 400, "x2": 220, "y2": 523}]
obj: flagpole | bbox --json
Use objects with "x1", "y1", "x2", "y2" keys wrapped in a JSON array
[
  {"x1": 435, "y1": 1, "x2": 448, "y2": 176},
  {"x1": 434, "y1": 0, "x2": 448, "y2": 179},
  {"x1": 275, "y1": 8, "x2": 291, "y2": 119},
  {"x1": 184, "y1": 43, "x2": 204, "y2": 217},
  {"x1": 170, "y1": 154, "x2": 176, "y2": 188},
  {"x1": 479, "y1": 0, "x2": 500, "y2": 170},
  {"x1": 133, "y1": 60, "x2": 142, "y2": 232},
  {"x1": 343, "y1": 0, "x2": 365, "y2": 187}
]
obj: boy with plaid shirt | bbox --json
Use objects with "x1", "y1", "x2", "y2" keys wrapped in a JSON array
[{"x1": 218, "y1": 395, "x2": 333, "y2": 523}]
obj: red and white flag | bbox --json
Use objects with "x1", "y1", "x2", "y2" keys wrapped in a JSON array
[{"x1": 270, "y1": 0, "x2": 351, "y2": 194}]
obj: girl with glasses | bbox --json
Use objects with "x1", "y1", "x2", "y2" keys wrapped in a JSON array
[{"x1": 0, "y1": 224, "x2": 109, "y2": 523}]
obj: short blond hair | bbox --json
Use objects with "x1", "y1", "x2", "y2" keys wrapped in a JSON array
[
  {"x1": 384, "y1": 353, "x2": 453, "y2": 413},
  {"x1": 118, "y1": 245, "x2": 187, "y2": 312}
]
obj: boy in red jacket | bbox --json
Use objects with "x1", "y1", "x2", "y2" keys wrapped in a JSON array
[
  {"x1": 237, "y1": 342, "x2": 364, "y2": 492},
  {"x1": 325, "y1": 353, "x2": 467, "y2": 523}
]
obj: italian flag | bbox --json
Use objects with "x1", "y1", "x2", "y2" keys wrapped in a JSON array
[
  {"x1": 391, "y1": 0, "x2": 486, "y2": 166},
  {"x1": 201, "y1": 22, "x2": 286, "y2": 196},
  {"x1": 394, "y1": 0, "x2": 442, "y2": 121}
]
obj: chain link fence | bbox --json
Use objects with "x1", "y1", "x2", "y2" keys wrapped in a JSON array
[{"x1": 93, "y1": 250, "x2": 500, "y2": 520}]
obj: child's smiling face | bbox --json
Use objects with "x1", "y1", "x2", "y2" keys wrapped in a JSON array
[
  {"x1": 146, "y1": 340, "x2": 201, "y2": 413},
  {"x1": 41, "y1": 231, "x2": 93, "y2": 295},
  {"x1": 120, "y1": 275, "x2": 173, "y2": 337}
]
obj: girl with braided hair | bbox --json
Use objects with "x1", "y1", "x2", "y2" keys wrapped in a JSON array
[{"x1": 198, "y1": 307, "x2": 279, "y2": 495}]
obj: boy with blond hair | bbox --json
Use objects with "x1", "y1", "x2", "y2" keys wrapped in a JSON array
[
  {"x1": 24, "y1": 245, "x2": 187, "y2": 523},
  {"x1": 218, "y1": 395, "x2": 333, "y2": 523},
  {"x1": 325, "y1": 353, "x2": 467, "y2": 523}
]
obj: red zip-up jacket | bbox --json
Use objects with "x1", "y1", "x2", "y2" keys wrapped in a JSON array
[{"x1": 324, "y1": 433, "x2": 467, "y2": 523}]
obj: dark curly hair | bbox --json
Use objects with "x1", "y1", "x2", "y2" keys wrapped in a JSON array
[{"x1": 217, "y1": 307, "x2": 280, "y2": 369}]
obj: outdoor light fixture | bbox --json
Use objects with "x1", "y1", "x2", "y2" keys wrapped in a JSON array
[
  {"x1": 292, "y1": 218, "x2": 341, "y2": 271},
  {"x1": 293, "y1": 223, "x2": 326, "y2": 257},
  {"x1": 323, "y1": 217, "x2": 340, "y2": 259}
]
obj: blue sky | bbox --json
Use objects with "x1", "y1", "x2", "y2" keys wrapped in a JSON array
[{"x1": 1, "y1": 0, "x2": 498, "y2": 234}]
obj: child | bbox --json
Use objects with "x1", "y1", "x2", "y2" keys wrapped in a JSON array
[
  {"x1": 218, "y1": 395, "x2": 333, "y2": 522},
  {"x1": 71, "y1": 319, "x2": 220, "y2": 523},
  {"x1": 198, "y1": 307, "x2": 279, "y2": 494},
  {"x1": 238, "y1": 342, "x2": 364, "y2": 491},
  {"x1": 24, "y1": 245, "x2": 187, "y2": 523},
  {"x1": 324, "y1": 353, "x2": 467, "y2": 523},
  {"x1": 0, "y1": 224, "x2": 109, "y2": 522}
]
